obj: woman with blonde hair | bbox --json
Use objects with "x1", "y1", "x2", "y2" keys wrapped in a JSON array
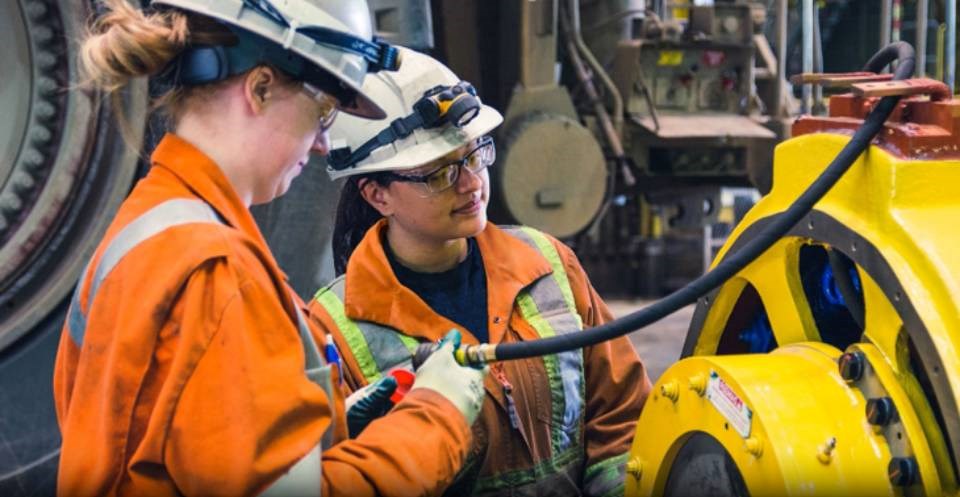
[
  {"x1": 310, "y1": 47, "x2": 652, "y2": 496},
  {"x1": 54, "y1": 1, "x2": 486, "y2": 495}
]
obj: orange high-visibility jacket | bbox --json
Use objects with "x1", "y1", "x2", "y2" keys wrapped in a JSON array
[
  {"x1": 309, "y1": 220, "x2": 651, "y2": 495},
  {"x1": 53, "y1": 134, "x2": 471, "y2": 497}
]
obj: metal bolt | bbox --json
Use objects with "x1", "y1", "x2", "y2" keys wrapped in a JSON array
[
  {"x1": 33, "y1": 26, "x2": 54, "y2": 46},
  {"x1": 21, "y1": 148, "x2": 45, "y2": 173},
  {"x1": 688, "y1": 374, "x2": 707, "y2": 396},
  {"x1": 838, "y1": 351, "x2": 865, "y2": 382},
  {"x1": 37, "y1": 77, "x2": 58, "y2": 97},
  {"x1": 35, "y1": 52, "x2": 57, "y2": 71},
  {"x1": 34, "y1": 101, "x2": 57, "y2": 122},
  {"x1": 626, "y1": 457, "x2": 644, "y2": 481},
  {"x1": 25, "y1": 0, "x2": 48, "y2": 21},
  {"x1": 0, "y1": 193, "x2": 24, "y2": 216},
  {"x1": 745, "y1": 436, "x2": 763, "y2": 458},
  {"x1": 817, "y1": 437, "x2": 837, "y2": 464},
  {"x1": 31, "y1": 126, "x2": 52, "y2": 147},
  {"x1": 660, "y1": 380, "x2": 679, "y2": 402},
  {"x1": 12, "y1": 172, "x2": 36, "y2": 196},
  {"x1": 866, "y1": 397, "x2": 897, "y2": 426},
  {"x1": 888, "y1": 457, "x2": 918, "y2": 487}
]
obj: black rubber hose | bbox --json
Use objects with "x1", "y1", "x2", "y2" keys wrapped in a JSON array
[{"x1": 492, "y1": 42, "x2": 915, "y2": 363}]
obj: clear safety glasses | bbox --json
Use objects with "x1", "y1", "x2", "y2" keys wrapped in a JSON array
[
  {"x1": 302, "y1": 82, "x2": 340, "y2": 130},
  {"x1": 384, "y1": 136, "x2": 496, "y2": 195}
]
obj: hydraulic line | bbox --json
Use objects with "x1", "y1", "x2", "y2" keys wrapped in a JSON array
[{"x1": 448, "y1": 42, "x2": 917, "y2": 367}]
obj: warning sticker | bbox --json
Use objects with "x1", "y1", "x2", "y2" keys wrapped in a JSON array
[
  {"x1": 706, "y1": 371, "x2": 752, "y2": 438},
  {"x1": 657, "y1": 50, "x2": 684, "y2": 66}
]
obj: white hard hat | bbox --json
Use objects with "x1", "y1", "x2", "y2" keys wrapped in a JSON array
[
  {"x1": 152, "y1": 0, "x2": 400, "y2": 118},
  {"x1": 325, "y1": 47, "x2": 503, "y2": 180}
]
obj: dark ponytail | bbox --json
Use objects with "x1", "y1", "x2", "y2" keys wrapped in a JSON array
[{"x1": 332, "y1": 174, "x2": 393, "y2": 276}]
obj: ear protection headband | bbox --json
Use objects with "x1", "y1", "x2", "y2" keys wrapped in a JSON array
[{"x1": 327, "y1": 81, "x2": 481, "y2": 171}]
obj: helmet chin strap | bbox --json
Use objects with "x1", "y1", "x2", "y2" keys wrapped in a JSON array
[{"x1": 328, "y1": 82, "x2": 482, "y2": 171}]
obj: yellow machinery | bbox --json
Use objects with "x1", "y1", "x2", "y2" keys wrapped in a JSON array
[{"x1": 626, "y1": 77, "x2": 960, "y2": 496}]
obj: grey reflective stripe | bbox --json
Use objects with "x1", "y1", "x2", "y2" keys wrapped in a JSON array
[
  {"x1": 527, "y1": 271, "x2": 585, "y2": 443},
  {"x1": 293, "y1": 288, "x2": 339, "y2": 448},
  {"x1": 67, "y1": 199, "x2": 222, "y2": 345},
  {"x1": 357, "y1": 320, "x2": 416, "y2": 372},
  {"x1": 260, "y1": 444, "x2": 322, "y2": 497},
  {"x1": 293, "y1": 292, "x2": 324, "y2": 372},
  {"x1": 505, "y1": 226, "x2": 585, "y2": 453},
  {"x1": 322, "y1": 278, "x2": 417, "y2": 379}
]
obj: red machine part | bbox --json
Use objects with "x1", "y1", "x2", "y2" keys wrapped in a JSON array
[{"x1": 791, "y1": 75, "x2": 960, "y2": 160}]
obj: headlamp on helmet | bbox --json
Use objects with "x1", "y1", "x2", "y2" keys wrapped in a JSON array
[{"x1": 328, "y1": 81, "x2": 481, "y2": 171}]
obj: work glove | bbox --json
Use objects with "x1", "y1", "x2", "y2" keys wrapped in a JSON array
[
  {"x1": 345, "y1": 376, "x2": 397, "y2": 438},
  {"x1": 410, "y1": 329, "x2": 488, "y2": 426}
]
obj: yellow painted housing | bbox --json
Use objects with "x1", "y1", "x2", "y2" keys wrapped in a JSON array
[{"x1": 629, "y1": 134, "x2": 960, "y2": 496}]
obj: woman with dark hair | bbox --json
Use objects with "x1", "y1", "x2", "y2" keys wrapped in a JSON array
[
  {"x1": 310, "y1": 47, "x2": 652, "y2": 496},
  {"x1": 54, "y1": 1, "x2": 486, "y2": 495}
]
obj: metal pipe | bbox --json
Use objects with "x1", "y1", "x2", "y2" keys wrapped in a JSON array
[
  {"x1": 559, "y1": 9, "x2": 625, "y2": 160},
  {"x1": 773, "y1": 0, "x2": 787, "y2": 118},
  {"x1": 893, "y1": 0, "x2": 902, "y2": 42},
  {"x1": 948, "y1": 0, "x2": 956, "y2": 91},
  {"x1": 802, "y1": 0, "x2": 813, "y2": 113},
  {"x1": 917, "y1": 0, "x2": 928, "y2": 77},
  {"x1": 881, "y1": 0, "x2": 892, "y2": 49},
  {"x1": 813, "y1": 0, "x2": 823, "y2": 113},
  {"x1": 568, "y1": 0, "x2": 624, "y2": 135}
]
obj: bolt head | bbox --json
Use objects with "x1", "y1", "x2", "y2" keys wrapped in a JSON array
[
  {"x1": 866, "y1": 397, "x2": 897, "y2": 426},
  {"x1": 888, "y1": 457, "x2": 918, "y2": 487},
  {"x1": 838, "y1": 351, "x2": 865, "y2": 382}
]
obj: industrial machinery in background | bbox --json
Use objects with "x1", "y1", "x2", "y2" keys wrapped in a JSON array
[
  {"x1": 426, "y1": 0, "x2": 793, "y2": 297},
  {"x1": 0, "y1": 0, "x2": 147, "y2": 492},
  {"x1": 627, "y1": 73, "x2": 960, "y2": 497},
  {"x1": 1, "y1": 0, "x2": 957, "y2": 495}
]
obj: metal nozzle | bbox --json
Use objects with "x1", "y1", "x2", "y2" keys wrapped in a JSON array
[{"x1": 412, "y1": 342, "x2": 497, "y2": 370}]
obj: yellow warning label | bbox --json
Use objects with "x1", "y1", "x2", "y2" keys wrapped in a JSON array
[{"x1": 657, "y1": 51, "x2": 684, "y2": 66}]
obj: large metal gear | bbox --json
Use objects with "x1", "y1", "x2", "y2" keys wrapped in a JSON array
[{"x1": 0, "y1": 0, "x2": 146, "y2": 492}]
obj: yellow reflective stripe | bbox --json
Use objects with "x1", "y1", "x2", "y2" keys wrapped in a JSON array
[
  {"x1": 518, "y1": 227, "x2": 580, "y2": 323},
  {"x1": 397, "y1": 334, "x2": 419, "y2": 353},
  {"x1": 314, "y1": 290, "x2": 382, "y2": 383},
  {"x1": 518, "y1": 291, "x2": 572, "y2": 451}
]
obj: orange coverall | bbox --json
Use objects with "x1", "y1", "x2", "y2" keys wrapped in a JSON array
[
  {"x1": 53, "y1": 134, "x2": 471, "y2": 497},
  {"x1": 309, "y1": 220, "x2": 651, "y2": 494}
]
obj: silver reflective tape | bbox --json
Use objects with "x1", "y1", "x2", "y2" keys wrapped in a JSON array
[{"x1": 68, "y1": 199, "x2": 222, "y2": 345}]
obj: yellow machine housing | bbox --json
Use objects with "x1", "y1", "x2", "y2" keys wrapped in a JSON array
[{"x1": 626, "y1": 80, "x2": 960, "y2": 496}]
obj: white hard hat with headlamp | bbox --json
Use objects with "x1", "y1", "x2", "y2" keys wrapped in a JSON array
[
  {"x1": 325, "y1": 47, "x2": 504, "y2": 180},
  {"x1": 151, "y1": 0, "x2": 401, "y2": 118}
]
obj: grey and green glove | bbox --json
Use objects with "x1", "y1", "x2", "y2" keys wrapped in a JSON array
[{"x1": 411, "y1": 329, "x2": 488, "y2": 425}]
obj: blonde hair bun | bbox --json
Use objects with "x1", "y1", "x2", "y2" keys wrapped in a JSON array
[{"x1": 80, "y1": 0, "x2": 189, "y2": 91}]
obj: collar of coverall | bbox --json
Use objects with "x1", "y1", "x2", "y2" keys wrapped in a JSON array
[
  {"x1": 150, "y1": 133, "x2": 291, "y2": 283},
  {"x1": 342, "y1": 219, "x2": 553, "y2": 344}
]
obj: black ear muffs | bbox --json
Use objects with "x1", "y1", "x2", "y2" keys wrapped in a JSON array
[{"x1": 171, "y1": 45, "x2": 231, "y2": 85}]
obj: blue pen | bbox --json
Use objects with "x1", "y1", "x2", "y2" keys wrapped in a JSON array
[{"x1": 324, "y1": 334, "x2": 343, "y2": 384}]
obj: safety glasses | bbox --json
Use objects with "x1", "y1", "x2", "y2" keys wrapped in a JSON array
[
  {"x1": 383, "y1": 136, "x2": 495, "y2": 195},
  {"x1": 302, "y1": 82, "x2": 340, "y2": 130}
]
